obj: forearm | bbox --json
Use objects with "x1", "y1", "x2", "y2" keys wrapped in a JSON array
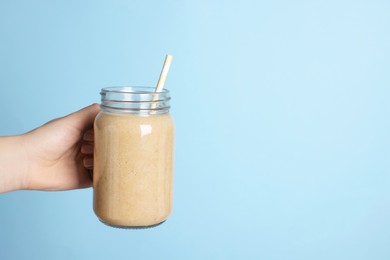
[{"x1": 0, "y1": 135, "x2": 28, "y2": 193}]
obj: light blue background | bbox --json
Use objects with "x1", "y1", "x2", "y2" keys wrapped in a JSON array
[{"x1": 1, "y1": 0, "x2": 390, "y2": 259}]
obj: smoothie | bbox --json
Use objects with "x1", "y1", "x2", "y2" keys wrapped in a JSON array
[{"x1": 93, "y1": 111, "x2": 174, "y2": 227}]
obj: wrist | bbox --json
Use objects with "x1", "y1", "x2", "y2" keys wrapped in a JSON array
[{"x1": 0, "y1": 135, "x2": 29, "y2": 193}]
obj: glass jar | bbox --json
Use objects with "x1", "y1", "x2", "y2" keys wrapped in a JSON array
[{"x1": 93, "y1": 86, "x2": 174, "y2": 228}]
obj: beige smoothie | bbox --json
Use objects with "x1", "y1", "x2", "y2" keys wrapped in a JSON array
[{"x1": 93, "y1": 111, "x2": 174, "y2": 227}]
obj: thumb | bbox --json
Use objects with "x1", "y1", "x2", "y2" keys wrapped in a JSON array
[{"x1": 65, "y1": 104, "x2": 101, "y2": 132}]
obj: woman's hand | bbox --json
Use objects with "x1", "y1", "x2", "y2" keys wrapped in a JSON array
[{"x1": 0, "y1": 104, "x2": 100, "y2": 193}]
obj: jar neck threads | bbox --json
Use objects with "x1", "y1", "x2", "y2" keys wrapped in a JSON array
[{"x1": 100, "y1": 86, "x2": 171, "y2": 115}]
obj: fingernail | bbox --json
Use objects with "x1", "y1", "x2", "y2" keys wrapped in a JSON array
[
  {"x1": 84, "y1": 157, "x2": 93, "y2": 168},
  {"x1": 83, "y1": 132, "x2": 94, "y2": 141}
]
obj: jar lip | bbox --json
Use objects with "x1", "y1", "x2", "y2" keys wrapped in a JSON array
[{"x1": 101, "y1": 86, "x2": 169, "y2": 94}]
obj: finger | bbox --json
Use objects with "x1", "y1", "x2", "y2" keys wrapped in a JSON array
[
  {"x1": 83, "y1": 157, "x2": 93, "y2": 169},
  {"x1": 88, "y1": 169, "x2": 93, "y2": 181},
  {"x1": 81, "y1": 143, "x2": 94, "y2": 154},
  {"x1": 66, "y1": 104, "x2": 101, "y2": 132},
  {"x1": 83, "y1": 129, "x2": 94, "y2": 142}
]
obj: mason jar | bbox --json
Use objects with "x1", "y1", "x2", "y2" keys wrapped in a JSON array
[{"x1": 93, "y1": 86, "x2": 174, "y2": 228}]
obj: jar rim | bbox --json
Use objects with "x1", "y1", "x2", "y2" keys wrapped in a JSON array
[
  {"x1": 101, "y1": 86, "x2": 169, "y2": 94},
  {"x1": 100, "y1": 86, "x2": 171, "y2": 115}
]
